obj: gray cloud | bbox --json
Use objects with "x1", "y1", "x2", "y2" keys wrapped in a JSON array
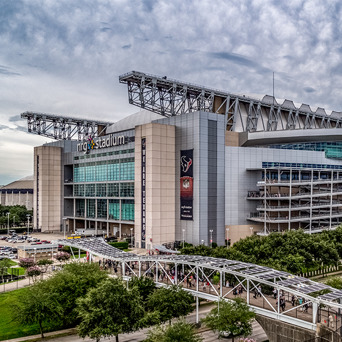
[
  {"x1": 304, "y1": 87, "x2": 316, "y2": 93},
  {"x1": 2, "y1": 0, "x2": 342, "y2": 183},
  {"x1": 0, "y1": 65, "x2": 20, "y2": 76}
]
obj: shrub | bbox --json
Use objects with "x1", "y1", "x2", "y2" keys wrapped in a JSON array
[
  {"x1": 27, "y1": 266, "x2": 42, "y2": 277},
  {"x1": 19, "y1": 258, "x2": 35, "y2": 269},
  {"x1": 108, "y1": 241, "x2": 129, "y2": 250},
  {"x1": 55, "y1": 252, "x2": 71, "y2": 262}
]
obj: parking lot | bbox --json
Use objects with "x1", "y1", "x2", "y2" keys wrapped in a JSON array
[{"x1": 0, "y1": 232, "x2": 66, "y2": 260}]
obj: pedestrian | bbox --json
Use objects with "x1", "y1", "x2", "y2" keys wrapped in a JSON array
[
  {"x1": 273, "y1": 288, "x2": 277, "y2": 299},
  {"x1": 329, "y1": 314, "x2": 334, "y2": 329},
  {"x1": 291, "y1": 295, "x2": 295, "y2": 306},
  {"x1": 226, "y1": 280, "x2": 229, "y2": 287},
  {"x1": 258, "y1": 285, "x2": 262, "y2": 297}
]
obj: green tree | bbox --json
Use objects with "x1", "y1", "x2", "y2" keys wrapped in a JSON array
[
  {"x1": 0, "y1": 258, "x2": 11, "y2": 283},
  {"x1": 145, "y1": 319, "x2": 203, "y2": 342},
  {"x1": 147, "y1": 285, "x2": 194, "y2": 324},
  {"x1": 45, "y1": 262, "x2": 108, "y2": 327},
  {"x1": 37, "y1": 259, "x2": 53, "y2": 273},
  {"x1": 15, "y1": 281, "x2": 62, "y2": 338},
  {"x1": 128, "y1": 276, "x2": 156, "y2": 303},
  {"x1": 77, "y1": 277, "x2": 157, "y2": 342},
  {"x1": 326, "y1": 277, "x2": 342, "y2": 289},
  {"x1": 201, "y1": 298, "x2": 255, "y2": 342}
]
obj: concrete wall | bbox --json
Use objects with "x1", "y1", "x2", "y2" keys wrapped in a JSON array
[
  {"x1": 34, "y1": 146, "x2": 62, "y2": 232},
  {"x1": 155, "y1": 111, "x2": 226, "y2": 246},
  {"x1": 256, "y1": 315, "x2": 342, "y2": 342},
  {"x1": 135, "y1": 123, "x2": 176, "y2": 249},
  {"x1": 225, "y1": 224, "x2": 263, "y2": 245}
]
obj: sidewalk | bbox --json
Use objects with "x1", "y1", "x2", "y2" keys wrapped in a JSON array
[{"x1": 2, "y1": 328, "x2": 76, "y2": 342}]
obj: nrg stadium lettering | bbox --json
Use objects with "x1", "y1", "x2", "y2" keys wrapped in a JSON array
[{"x1": 77, "y1": 135, "x2": 126, "y2": 153}]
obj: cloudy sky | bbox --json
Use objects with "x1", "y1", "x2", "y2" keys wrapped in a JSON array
[{"x1": 1, "y1": 0, "x2": 342, "y2": 184}]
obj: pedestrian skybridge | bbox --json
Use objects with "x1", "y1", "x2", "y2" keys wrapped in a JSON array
[{"x1": 56, "y1": 237, "x2": 342, "y2": 333}]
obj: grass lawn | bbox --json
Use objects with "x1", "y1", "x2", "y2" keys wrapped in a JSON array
[
  {"x1": 0, "y1": 288, "x2": 61, "y2": 341},
  {"x1": 0, "y1": 288, "x2": 40, "y2": 341}
]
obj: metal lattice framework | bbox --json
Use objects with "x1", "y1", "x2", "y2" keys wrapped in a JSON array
[
  {"x1": 57, "y1": 238, "x2": 342, "y2": 332},
  {"x1": 119, "y1": 71, "x2": 342, "y2": 133},
  {"x1": 20, "y1": 111, "x2": 113, "y2": 141}
]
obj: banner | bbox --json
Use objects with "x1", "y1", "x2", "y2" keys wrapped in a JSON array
[
  {"x1": 180, "y1": 149, "x2": 193, "y2": 220},
  {"x1": 141, "y1": 138, "x2": 146, "y2": 248}
]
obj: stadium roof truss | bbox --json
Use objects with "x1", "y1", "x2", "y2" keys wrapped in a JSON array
[
  {"x1": 119, "y1": 71, "x2": 342, "y2": 133},
  {"x1": 20, "y1": 111, "x2": 113, "y2": 141},
  {"x1": 57, "y1": 237, "x2": 342, "y2": 331}
]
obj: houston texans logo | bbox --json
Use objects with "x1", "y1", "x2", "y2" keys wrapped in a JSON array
[{"x1": 181, "y1": 156, "x2": 192, "y2": 173}]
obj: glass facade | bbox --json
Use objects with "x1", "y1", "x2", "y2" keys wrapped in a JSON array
[
  {"x1": 267, "y1": 142, "x2": 342, "y2": 160},
  {"x1": 71, "y1": 156, "x2": 135, "y2": 222},
  {"x1": 74, "y1": 159, "x2": 135, "y2": 182},
  {"x1": 262, "y1": 162, "x2": 342, "y2": 170}
]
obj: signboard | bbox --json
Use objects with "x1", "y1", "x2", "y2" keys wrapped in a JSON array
[
  {"x1": 180, "y1": 149, "x2": 193, "y2": 220},
  {"x1": 77, "y1": 135, "x2": 126, "y2": 154},
  {"x1": 141, "y1": 138, "x2": 146, "y2": 248}
]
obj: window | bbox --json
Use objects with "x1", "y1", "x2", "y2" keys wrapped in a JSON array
[
  {"x1": 108, "y1": 199, "x2": 120, "y2": 220},
  {"x1": 76, "y1": 199, "x2": 85, "y2": 217},
  {"x1": 107, "y1": 183, "x2": 119, "y2": 197},
  {"x1": 120, "y1": 158, "x2": 135, "y2": 180},
  {"x1": 74, "y1": 184, "x2": 84, "y2": 197},
  {"x1": 85, "y1": 163, "x2": 96, "y2": 182},
  {"x1": 120, "y1": 182, "x2": 134, "y2": 197},
  {"x1": 96, "y1": 161, "x2": 107, "y2": 181},
  {"x1": 85, "y1": 184, "x2": 95, "y2": 197},
  {"x1": 121, "y1": 199, "x2": 134, "y2": 221},
  {"x1": 96, "y1": 184, "x2": 107, "y2": 197},
  {"x1": 74, "y1": 165, "x2": 85, "y2": 182},
  {"x1": 97, "y1": 199, "x2": 107, "y2": 218},
  {"x1": 87, "y1": 199, "x2": 96, "y2": 218},
  {"x1": 108, "y1": 160, "x2": 120, "y2": 181}
]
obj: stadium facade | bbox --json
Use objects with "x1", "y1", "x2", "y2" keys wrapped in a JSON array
[{"x1": 29, "y1": 71, "x2": 342, "y2": 248}]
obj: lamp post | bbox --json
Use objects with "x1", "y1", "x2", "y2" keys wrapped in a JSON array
[
  {"x1": 226, "y1": 228, "x2": 229, "y2": 249},
  {"x1": 130, "y1": 228, "x2": 133, "y2": 248},
  {"x1": 182, "y1": 229, "x2": 185, "y2": 248},
  {"x1": 209, "y1": 229, "x2": 213, "y2": 248},
  {"x1": 26, "y1": 214, "x2": 30, "y2": 236},
  {"x1": 6, "y1": 212, "x2": 10, "y2": 236},
  {"x1": 63, "y1": 218, "x2": 67, "y2": 239}
]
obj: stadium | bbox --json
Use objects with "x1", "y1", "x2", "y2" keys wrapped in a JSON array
[{"x1": 21, "y1": 71, "x2": 342, "y2": 249}]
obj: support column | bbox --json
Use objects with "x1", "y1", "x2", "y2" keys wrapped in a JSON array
[
  {"x1": 312, "y1": 302, "x2": 318, "y2": 324},
  {"x1": 139, "y1": 261, "x2": 141, "y2": 277},
  {"x1": 247, "y1": 279, "x2": 250, "y2": 304},
  {"x1": 175, "y1": 264, "x2": 178, "y2": 285},
  {"x1": 156, "y1": 262, "x2": 159, "y2": 282}
]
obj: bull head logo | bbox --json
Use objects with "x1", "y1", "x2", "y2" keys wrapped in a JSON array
[{"x1": 181, "y1": 155, "x2": 192, "y2": 173}]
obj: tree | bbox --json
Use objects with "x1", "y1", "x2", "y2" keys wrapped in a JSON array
[
  {"x1": 18, "y1": 258, "x2": 35, "y2": 269},
  {"x1": 145, "y1": 319, "x2": 203, "y2": 342},
  {"x1": 201, "y1": 298, "x2": 256, "y2": 342},
  {"x1": 27, "y1": 265, "x2": 42, "y2": 279},
  {"x1": 37, "y1": 259, "x2": 53, "y2": 273},
  {"x1": 44, "y1": 262, "x2": 108, "y2": 327},
  {"x1": 128, "y1": 276, "x2": 156, "y2": 303},
  {"x1": 15, "y1": 281, "x2": 63, "y2": 338},
  {"x1": 147, "y1": 285, "x2": 194, "y2": 324},
  {"x1": 77, "y1": 277, "x2": 158, "y2": 342},
  {"x1": 55, "y1": 251, "x2": 71, "y2": 262},
  {"x1": 0, "y1": 258, "x2": 11, "y2": 283}
]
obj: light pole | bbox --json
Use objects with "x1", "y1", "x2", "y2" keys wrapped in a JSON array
[
  {"x1": 209, "y1": 229, "x2": 213, "y2": 248},
  {"x1": 182, "y1": 229, "x2": 185, "y2": 248},
  {"x1": 26, "y1": 214, "x2": 30, "y2": 236},
  {"x1": 226, "y1": 228, "x2": 229, "y2": 249},
  {"x1": 130, "y1": 228, "x2": 133, "y2": 248},
  {"x1": 6, "y1": 212, "x2": 10, "y2": 236},
  {"x1": 63, "y1": 218, "x2": 67, "y2": 239}
]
